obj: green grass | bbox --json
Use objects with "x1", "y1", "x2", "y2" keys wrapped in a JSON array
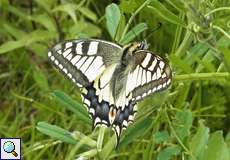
[{"x1": 1, "y1": 0, "x2": 230, "y2": 159}]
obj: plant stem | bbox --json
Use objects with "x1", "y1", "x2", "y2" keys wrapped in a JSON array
[
  {"x1": 175, "y1": 27, "x2": 193, "y2": 57},
  {"x1": 212, "y1": 25, "x2": 230, "y2": 40},
  {"x1": 205, "y1": 7, "x2": 230, "y2": 17},
  {"x1": 174, "y1": 72, "x2": 230, "y2": 82},
  {"x1": 78, "y1": 149, "x2": 98, "y2": 158},
  {"x1": 121, "y1": 0, "x2": 152, "y2": 40},
  {"x1": 97, "y1": 127, "x2": 106, "y2": 151},
  {"x1": 171, "y1": 12, "x2": 185, "y2": 54}
]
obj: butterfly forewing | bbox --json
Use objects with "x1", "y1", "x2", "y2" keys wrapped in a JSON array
[{"x1": 48, "y1": 39, "x2": 122, "y2": 87}]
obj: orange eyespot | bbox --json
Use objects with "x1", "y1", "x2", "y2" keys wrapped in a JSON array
[{"x1": 109, "y1": 109, "x2": 117, "y2": 118}]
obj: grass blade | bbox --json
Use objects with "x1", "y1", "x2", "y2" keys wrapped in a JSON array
[{"x1": 53, "y1": 90, "x2": 91, "y2": 125}]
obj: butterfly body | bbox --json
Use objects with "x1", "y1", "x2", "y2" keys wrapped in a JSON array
[{"x1": 48, "y1": 39, "x2": 172, "y2": 146}]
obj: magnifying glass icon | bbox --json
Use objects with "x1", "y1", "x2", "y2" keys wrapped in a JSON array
[{"x1": 3, "y1": 141, "x2": 18, "y2": 157}]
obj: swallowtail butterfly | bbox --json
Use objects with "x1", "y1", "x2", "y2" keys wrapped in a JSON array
[{"x1": 48, "y1": 39, "x2": 172, "y2": 145}]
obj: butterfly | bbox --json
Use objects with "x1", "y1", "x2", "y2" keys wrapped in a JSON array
[{"x1": 48, "y1": 39, "x2": 172, "y2": 146}]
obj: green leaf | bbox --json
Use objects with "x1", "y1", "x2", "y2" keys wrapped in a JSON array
[
  {"x1": 52, "y1": 90, "x2": 91, "y2": 125},
  {"x1": 219, "y1": 47, "x2": 230, "y2": 71},
  {"x1": 165, "y1": 0, "x2": 185, "y2": 12},
  {"x1": 31, "y1": 14, "x2": 56, "y2": 32},
  {"x1": 3, "y1": 23, "x2": 26, "y2": 39},
  {"x1": 114, "y1": 14, "x2": 126, "y2": 42},
  {"x1": 100, "y1": 134, "x2": 116, "y2": 159},
  {"x1": 35, "y1": 0, "x2": 54, "y2": 13},
  {"x1": 190, "y1": 120, "x2": 210, "y2": 159},
  {"x1": 105, "y1": 3, "x2": 121, "y2": 39},
  {"x1": 203, "y1": 131, "x2": 230, "y2": 160},
  {"x1": 0, "y1": 30, "x2": 55, "y2": 54},
  {"x1": 225, "y1": 132, "x2": 230, "y2": 157},
  {"x1": 173, "y1": 109, "x2": 193, "y2": 142},
  {"x1": 157, "y1": 145, "x2": 181, "y2": 160},
  {"x1": 147, "y1": 1, "x2": 186, "y2": 26},
  {"x1": 153, "y1": 131, "x2": 170, "y2": 144},
  {"x1": 120, "y1": 0, "x2": 138, "y2": 13},
  {"x1": 81, "y1": 23, "x2": 101, "y2": 38},
  {"x1": 0, "y1": 0, "x2": 9, "y2": 9},
  {"x1": 67, "y1": 21, "x2": 101, "y2": 38},
  {"x1": 24, "y1": 30, "x2": 56, "y2": 44},
  {"x1": 119, "y1": 23, "x2": 148, "y2": 45},
  {"x1": 78, "y1": 7, "x2": 97, "y2": 22},
  {"x1": 7, "y1": 5, "x2": 30, "y2": 21},
  {"x1": 33, "y1": 69, "x2": 49, "y2": 91},
  {"x1": 0, "y1": 40, "x2": 25, "y2": 54},
  {"x1": 36, "y1": 122, "x2": 77, "y2": 144},
  {"x1": 29, "y1": 43, "x2": 48, "y2": 58},
  {"x1": 119, "y1": 118, "x2": 152, "y2": 147},
  {"x1": 52, "y1": 3, "x2": 78, "y2": 23}
]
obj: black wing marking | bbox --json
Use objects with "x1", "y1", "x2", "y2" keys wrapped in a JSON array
[
  {"x1": 81, "y1": 81, "x2": 138, "y2": 147},
  {"x1": 125, "y1": 50, "x2": 172, "y2": 101},
  {"x1": 81, "y1": 83, "x2": 111, "y2": 128},
  {"x1": 48, "y1": 39, "x2": 122, "y2": 87},
  {"x1": 112, "y1": 101, "x2": 137, "y2": 146},
  {"x1": 48, "y1": 39, "x2": 123, "y2": 143}
]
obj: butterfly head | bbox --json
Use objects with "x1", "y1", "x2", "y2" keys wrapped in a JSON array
[
  {"x1": 121, "y1": 41, "x2": 149, "y2": 66},
  {"x1": 139, "y1": 40, "x2": 149, "y2": 50},
  {"x1": 125, "y1": 41, "x2": 149, "y2": 55}
]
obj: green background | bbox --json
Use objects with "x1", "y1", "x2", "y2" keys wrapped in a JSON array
[{"x1": 0, "y1": 0, "x2": 230, "y2": 159}]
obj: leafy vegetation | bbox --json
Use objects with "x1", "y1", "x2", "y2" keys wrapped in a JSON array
[{"x1": 0, "y1": 0, "x2": 230, "y2": 159}]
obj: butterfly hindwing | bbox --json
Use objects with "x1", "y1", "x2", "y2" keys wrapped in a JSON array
[
  {"x1": 125, "y1": 50, "x2": 172, "y2": 101},
  {"x1": 112, "y1": 101, "x2": 137, "y2": 146},
  {"x1": 81, "y1": 83, "x2": 111, "y2": 128}
]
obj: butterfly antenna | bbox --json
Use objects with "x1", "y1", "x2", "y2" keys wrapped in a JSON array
[{"x1": 145, "y1": 22, "x2": 162, "y2": 40}]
